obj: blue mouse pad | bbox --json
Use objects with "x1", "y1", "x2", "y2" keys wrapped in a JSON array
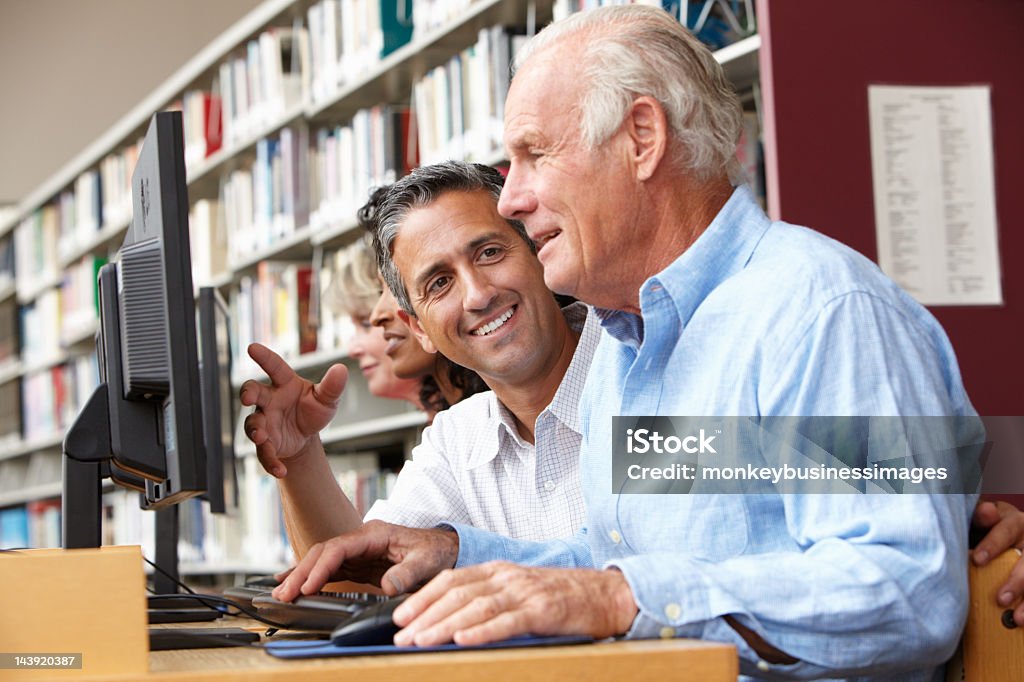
[{"x1": 264, "y1": 634, "x2": 594, "y2": 659}]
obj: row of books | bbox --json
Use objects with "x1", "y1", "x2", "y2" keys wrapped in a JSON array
[
  {"x1": 60, "y1": 255, "x2": 105, "y2": 347},
  {"x1": 21, "y1": 355, "x2": 98, "y2": 443},
  {"x1": 19, "y1": 256, "x2": 104, "y2": 367},
  {"x1": 14, "y1": 206, "x2": 60, "y2": 299},
  {"x1": 316, "y1": 243, "x2": 362, "y2": 354},
  {"x1": 13, "y1": 137, "x2": 139, "y2": 301},
  {"x1": 217, "y1": 25, "x2": 309, "y2": 149},
  {"x1": 413, "y1": 0, "x2": 476, "y2": 37},
  {"x1": 307, "y1": 105, "x2": 414, "y2": 234},
  {"x1": 414, "y1": 26, "x2": 521, "y2": 166},
  {"x1": 180, "y1": 89, "x2": 224, "y2": 168},
  {"x1": 306, "y1": 0, "x2": 416, "y2": 105},
  {"x1": 0, "y1": 498, "x2": 61, "y2": 549},
  {"x1": 553, "y1": 0, "x2": 757, "y2": 49},
  {"x1": 189, "y1": 199, "x2": 230, "y2": 286},
  {"x1": 220, "y1": 125, "x2": 311, "y2": 266},
  {"x1": 229, "y1": 261, "x2": 318, "y2": 381},
  {"x1": 20, "y1": 289, "x2": 62, "y2": 369},
  {"x1": 211, "y1": 24, "x2": 523, "y2": 251},
  {"x1": 98, "y1": 138, "x2": 140, "y2": 233}
]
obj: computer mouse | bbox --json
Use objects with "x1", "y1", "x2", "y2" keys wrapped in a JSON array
[{"x1": 330, "y1": 595, "x2": 409, "y2": 646}]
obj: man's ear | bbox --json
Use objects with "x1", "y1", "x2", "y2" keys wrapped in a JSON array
[
  {"x1": 398, "y1": 309, "x2": 438, "y2": 354},
  {"x1": 624, "y1": 96, "x2": 669, "y2": 182}
]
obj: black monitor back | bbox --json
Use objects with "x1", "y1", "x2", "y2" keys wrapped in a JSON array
[{"x1": 111, "y1": 110, "x2": 206, "y2": 505}]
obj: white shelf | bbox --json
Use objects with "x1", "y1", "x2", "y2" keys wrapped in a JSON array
[
  {"x1": 58, "y1": 218, "x2": 130, "y2": 269},
  {"x1": 310, "y1": 215, "x2": 361, "y2": 247},
  {"x1": 0, "y1": 278, "x2": 15, "y2": 303},
  {"x1": 16, "y1": 271, "x2": 63, "y2": 305},
  {"x1": 0, "y1": 209, "x2": 16, "y2": 239},
  {"x1": 235, "y1": 410, "x2": 426, "y2": 459},
  {"x1": 20, "y1": 351, "x2": 71, "y2": 377},
  {"x1": 0, "y1": 431, "x2": 64, "y2": 462},
  {"x1": 320, "y1": 411, "x2": 427, "y2": 445},
  {"x1": 178, "y1": 561, "x2": 289, "y2": 576},
  {"x1": 716, "y1": 33, "x2": 760, "y2": 90},
  {"x1": 0, "y1": 481, "x2": 62, "y2": 508},
  {"x1": 228, "y1": 224, "x2": 315, "y2": 274},
  {"x1": 61, "y1": 319, "x2": 99, "y2": 349},
  {"x1": 232, "y1": 346, "x2": 349, "y2": 388},
  {"x1": 0, "y1": 358, "x2": 23, "y2": 386}
]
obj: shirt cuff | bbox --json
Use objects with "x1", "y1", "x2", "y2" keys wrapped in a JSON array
[
  {"x1": 604, "y1": 553, "x2": 715, "y2": 640},
  {"x1": 440, "y1": 523, "x2": 595, "y2": 569},
  {"x1": 441, "y1": 522, "x2": 510, "y2": 567}
]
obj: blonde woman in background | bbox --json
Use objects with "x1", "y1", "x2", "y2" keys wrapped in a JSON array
[{"x1": 326, "y1": 237, "x2": 425, "y2": 410}]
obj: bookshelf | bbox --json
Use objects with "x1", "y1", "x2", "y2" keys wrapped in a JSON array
[{"x1": 0, "y1": 0, "x2": 763, "y2": 570}]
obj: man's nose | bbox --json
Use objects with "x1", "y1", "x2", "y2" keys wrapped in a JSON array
[
  {"x1": 497, "y1": 164, "x2": 536, "y2": 219},
  {"x1": 462, "y1": 271, "x2": 498, "y2": 311}
]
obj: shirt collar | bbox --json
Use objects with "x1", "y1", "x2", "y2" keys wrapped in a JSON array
[
  {"x1": 545, "y1": 302, "x2": 593, "y2": 434},
  {"x1": 594, "y1": 185, "x2": 770, "y2": 345},
  {"x1": 462, "y1": 391, "x2": 528, "y2": 471}
]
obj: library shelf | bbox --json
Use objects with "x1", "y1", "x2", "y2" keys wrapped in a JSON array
[
  {"x1": 307, "y1": 0, "x2": 554, "y2": 124},
  {"x1": 187, "y1": 101, "x2": 309, "y2": 199},
  {"x1": 57, "y1": 217, "x2": 131, "y2": 270},
  {"x1": 0, "y1": 481, "x2": 62, "y2": 508},
  {"x1": 16, "y1": 271, "x2": 64, "y2": 306},
  {"x1": 231, "y1": 345, "x2": 350, "y2": 388},
  {"x1": 0, "y1": 359, "x2": 22, "y2": 387},
  {"x1": 228, "y1": 224, "x2": 316, "y2": 275}
]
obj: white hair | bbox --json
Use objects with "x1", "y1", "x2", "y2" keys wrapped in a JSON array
[{"x1": 514, "y1": 5, "x2": 742, "y2": 182}]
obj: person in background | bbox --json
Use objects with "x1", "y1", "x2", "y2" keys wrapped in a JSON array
[
  {"x1": 329, "y1": 238, "x2": 425, "y2": 411},
  {"x1": 359, "y1": 185, "x2": 488, "y2": 417}
]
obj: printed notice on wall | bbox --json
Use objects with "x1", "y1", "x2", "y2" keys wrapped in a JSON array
[{"x1": 868, "y1": 85, "x2": 1002, "y2": 306}]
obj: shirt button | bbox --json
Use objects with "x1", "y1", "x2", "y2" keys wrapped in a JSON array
[
  {"x1": 659, "y1": 627, "x2": 674, "y2": 639},
  {"x1": 757, "y1": 661, "x2": 771, "y2": 673},
  {"x1": 543, "y1": 480, "x2": 555, "y2": 492},
  {"x1": 664, "y1": 603, "x2": 681, "y2": 620},
  {"x1": 609, "y1": 529, "x2": 622, "y2": 544}
]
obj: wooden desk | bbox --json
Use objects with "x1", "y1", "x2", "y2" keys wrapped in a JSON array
[{"x1": 54, "y1": 620, "x2": 738, "y2": 681}]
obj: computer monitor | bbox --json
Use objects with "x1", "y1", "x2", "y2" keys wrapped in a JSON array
[
  {"x1": 62, "y1": 112, "x2": 230, "y2": 570},
  {"x1": 197, "y1": 287, "x2": 238, "y2": 515}
]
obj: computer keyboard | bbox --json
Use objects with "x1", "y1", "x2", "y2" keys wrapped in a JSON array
[
  {"x1": 222, "y1": 584, "x2": 273, "y2": 610},
  {"x1": 221, "y1": 575, "x2": 281, "y2": 609},
  {"x1": 252, "y1": 591, "x2": 389, "y2": 632}
]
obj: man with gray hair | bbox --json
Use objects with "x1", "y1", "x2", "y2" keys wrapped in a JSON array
[{"x1": 276, "y1": 6, "x2": 983, "y2": 680}]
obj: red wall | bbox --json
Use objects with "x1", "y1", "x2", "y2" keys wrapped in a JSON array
[{"x1": 758, "y1": 0, "x2": 1024, "y2": 415}]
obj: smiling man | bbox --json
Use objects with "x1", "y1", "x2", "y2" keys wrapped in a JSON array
[{"x1": 244, "y1": 161, "x2": 601, "y2": 583}]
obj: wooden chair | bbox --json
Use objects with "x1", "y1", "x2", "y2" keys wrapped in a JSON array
[{"x1": 948, "y1": 549, "x2": 1024, "y2": 681}]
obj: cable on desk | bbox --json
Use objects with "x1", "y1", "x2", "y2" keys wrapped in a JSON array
[
  {"x1": 147, "y1": 593, "x2": 293, "y2": 630},
  {"x1": 143, "y1": 555, "x2": 200, "y2": 595}
]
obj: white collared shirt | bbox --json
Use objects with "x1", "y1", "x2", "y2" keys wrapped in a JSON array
[{"x1": 364, "y1": 304, "x2": 597, "y2": 540}]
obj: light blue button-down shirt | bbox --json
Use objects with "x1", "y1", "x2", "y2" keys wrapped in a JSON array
[{"x1": 451, "y1": 186, "x2": 977, "y2": 680}]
